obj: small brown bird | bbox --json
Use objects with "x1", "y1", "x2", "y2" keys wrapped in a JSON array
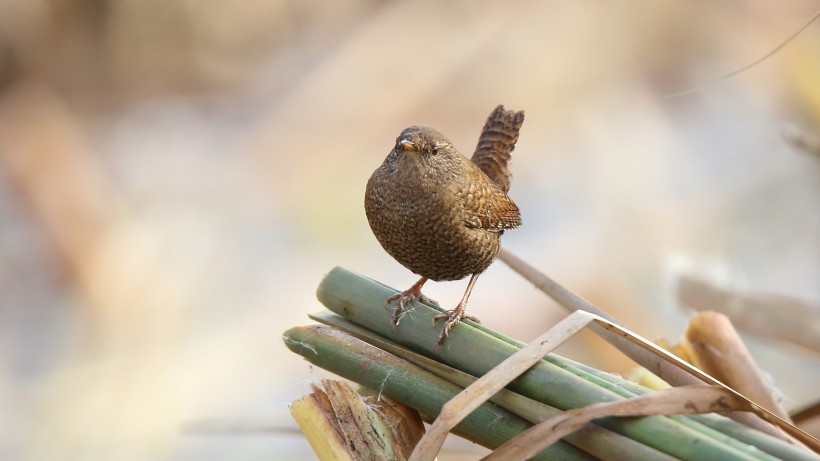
[{"x1": 365, "y1": 105, "x2": 525, "y2": 344}]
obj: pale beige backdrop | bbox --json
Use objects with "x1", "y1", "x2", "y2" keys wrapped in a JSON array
[{"x1": 0, "y1": 1, "x2": 818, "y2": 460}]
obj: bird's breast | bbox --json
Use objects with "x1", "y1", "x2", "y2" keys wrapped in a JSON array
[{"x1": 365, "y1": 165, "x2": 500, "y2": 281}]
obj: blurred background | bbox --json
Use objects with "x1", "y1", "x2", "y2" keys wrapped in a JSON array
[{"x1": 0, "y1": 1, "x2": 818, "y2": 459}]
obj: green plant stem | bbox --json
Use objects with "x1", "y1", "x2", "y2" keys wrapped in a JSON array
[
  {"x1": 310, "y1": 311, "x2": 679, "y2": 461},
  {"x1": 284, "y1": 324, "x2": 593, "y2": 461},
  {"x1": 315, "y1": 267, "x2": 794, "y2": 461}
]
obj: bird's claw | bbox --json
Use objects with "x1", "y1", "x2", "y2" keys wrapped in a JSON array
[
  {"x1": 433, "y1": 306, "x2": 480, "y2": 345},
  {"x1": 385, "y1": 292, "x2": 411, "y2": 328},
  {"x1": 385, "y1": 289, "x2": 439, "y2": 329}
]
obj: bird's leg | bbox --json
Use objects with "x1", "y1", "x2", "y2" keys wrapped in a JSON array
[
  {"x1": 386, "y1": 276, "x2": 439, "y2": 326},
  {"x1": 433, "y1": 273, "x2": 482, "y2": 345}
]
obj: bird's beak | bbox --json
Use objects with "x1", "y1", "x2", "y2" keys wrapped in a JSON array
[{"x1": 399, "y1": 139, "x2": 415, "y2": 152}]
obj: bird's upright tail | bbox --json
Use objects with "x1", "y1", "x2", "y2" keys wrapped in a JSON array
[{"x1": 470, "y1": 105, "x2": 525, "y2": 194}]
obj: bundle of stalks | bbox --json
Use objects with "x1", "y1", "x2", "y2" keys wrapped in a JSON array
[{"x1": 284, "y1": 267, "x2": 819, "y2": 461}]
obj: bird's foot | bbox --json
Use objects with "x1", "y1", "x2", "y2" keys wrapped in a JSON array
[
  {"x1": 432, "y1": 304, "x2": 480, "y2": 345},
  {"x1": 385, "y1": 285, "x2": 439, "y2": 328}
]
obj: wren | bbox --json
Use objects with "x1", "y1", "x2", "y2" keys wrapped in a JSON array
[{"x1": 365, "y1": 105, "x2": 525, "y2": 345}]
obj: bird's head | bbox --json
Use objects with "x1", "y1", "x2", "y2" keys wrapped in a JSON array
[{"x1": 390, "y1": 126, "x2": 458, "y2": 168}]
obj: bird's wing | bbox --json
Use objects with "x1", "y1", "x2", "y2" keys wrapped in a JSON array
[
  {"x1": 459, "y1": 181, "x2": 521, "y2": 231},
  {"x1": 470, "y1": 105, "x2": 525, "y2": 194}
]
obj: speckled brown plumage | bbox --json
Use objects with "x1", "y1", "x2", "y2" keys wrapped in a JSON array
[{"x1": 365, "y1": 105, "x2": 525, "y2": 344}]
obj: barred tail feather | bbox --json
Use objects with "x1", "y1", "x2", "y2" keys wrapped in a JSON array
[{"x1": 470, "y1": 105, "x2": 525, "y2": 193}]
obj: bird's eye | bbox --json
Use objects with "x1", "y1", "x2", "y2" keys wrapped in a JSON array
[{"x1": 431, "y1": 145, "x2": 439, "y2": 155}]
